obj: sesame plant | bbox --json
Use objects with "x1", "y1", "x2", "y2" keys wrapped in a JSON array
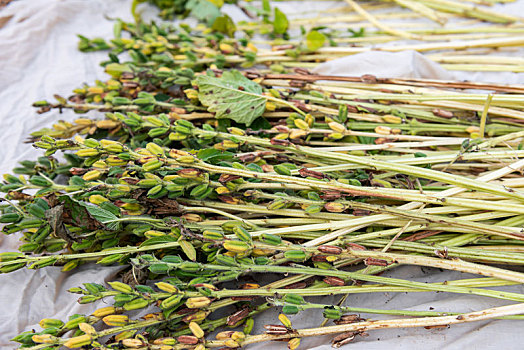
[{"x1": 3, "y1": 1, "x2": 524, "y2": 349}]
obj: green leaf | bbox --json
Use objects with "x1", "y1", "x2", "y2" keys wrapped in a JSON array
[
  {"x1": 179, "y1": 239, "x2": 197, "y2": 261},
  {"x1": 140, "y1": 235, "x2": 178, "y2": 247},
  {"x1": 273, "y1": 8, "x2": 289, "y2": 34},
  {"x1": 196, "y1": 70, "x2": 267, "y2": 126},
  {"x1": 186, "y1": 0, "x2": 221, "y2": 26},
  {"x1": 212, "y1": 14, "x2": 236, "y2": 37},
  {"x1": 82, "y1": 204, "x2": 121, "y2": 231},
  {"x1": 197, "y1": 148, "x2": 234, "y2": 163},
  {"x1": 306, "y1": 30, "x2": 326, "y2": 51}
]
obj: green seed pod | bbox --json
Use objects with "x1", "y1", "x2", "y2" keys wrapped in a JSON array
[
  {"x1": 29, "y1": 175, "x2": 52, "y2": 187},
  {"x1": 166, "y1": 183, "x2": 185, "y2": 192},
  {"x1": 137, "y1": 179, "x2": 160, "y2": 188},
  {"x1": 190, "y1": 183, "x2": 209, "y2": 198},
  {"x1": 284, "y1": 250, "x2": 308, "y2": 262},
  {"x1": 161, "y1": 294, "x2": 184, "y2": 310},
  {"x1": 97, "y1": 253, "x2": 124, "y2": 265},
  {"x1": 283, "y1": 294, "x2": 305, "y2": 305},
  {"x1": 18, "y1": 218, "x2": 44, "y2": 229},
  {"x1": 78, "y1": 295, "x2": 101, "y2": 304},
  {"x1": 175, "y1": 120, "x2": 195, "y2": 129},
  {"x1": 114, "y1": 294, "x2": 136, "y2": 303},
  {"x1": 63, "y1": 316, "x2": 87, "y2": 330},
  {"x1": 215, "y1": 254, "x2": 238, "y2": 267},
  {"x1": 142, "y1": 159, "x2": 163, "y2": 172},
  {"x1": 233, "y1": 226, "x2": 252, "y2": 243},
  {"x1": 273, "y1": 164, "x2": 291, "y2": 176},
  {"x1": 203, "y1": 230, "x2": 224, "y2": 241},
  {"x1": 147, "y1": 127, "x2": 169, "y2": 139},
  {"x1": 147, "y1": 184, "x2": 164, "y2": 197},
  {"x1": 305, "y1": 205, "x2": 322, "y2": 214},
  {"x1": 0, "y1": 252, "x2": 24, "y2": 262},
  {"x1": 0, "y1": 262, "x2": 26, "y2": 273},
  {"x1": 260, "y1": 233, "x2": 282, "y2": 246},
  {"x1": 323, "y1": 308, "x2": 343, "y2": 319},
  {"x1": 254, "y1": 257, "x2": 270, "y2": 265},
  {"x1": 19, "y1": 243, "x2": 40, "y2": 253},
  {"x1": 243, "y1": 317, "x2": 254, "y2": 335},
  {"x1": 146, "y1": 142, "x2": 165, "y2": 156},
  {"x1": 108, "y1": 281, "x2": 134, "y2": 294},
  {"x1": 112, "y1": 97, "x2": 131, "y2": 105},
  {"x1": 0, "y1": 213, "x2": 22, "y2": 223},
  {"x1": 71, "y1": 239, "x2": 95, "y2": 251},
  {"x1": 30, "y1": 256, "x2": 58, "y2": 269},
  {"x1": 178, "y1": 261, "x2": 200, "y2": 272},
  {"x1": 28, "y1": 204, "x2": 46, "y2": 219},
  {"x1": 149, "y1": 263, "x2": 170, "y2": 275},
  {"x1": 124, "y1": 298, "x2": 149, "y2": 311},
  {"x1": 282, "y1": 305, "x2": 300, "y2": 315}
]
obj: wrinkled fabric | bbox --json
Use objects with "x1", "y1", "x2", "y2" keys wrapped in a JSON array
[{"x1": 1, "y1": 0, "x2": 524, "y2": 348}]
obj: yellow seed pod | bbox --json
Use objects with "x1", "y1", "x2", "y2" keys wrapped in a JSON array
[
  {"x1": 92, "y1": 160, "x2": 108, "y2": 169},
  {"x1": 265, "y1": 101, "x2": 277, "y2": 111},
  {"x1": 146, "y1": 142, "x2": 165, "y2": 157},
  {"x1": 288, "y1": 338, "x2": 301, "y2": 350},
  {"x1": 121, "y1": 203, "x2": 142, "y2": 211},
  {"x1": 326, "y1": 256, "x2": 338, "y2": 262},
  {"x1": 294, "y1": 119, "x2": 309, "y2": 130},
  {"x1": 121, "y1": 339, "x2": 144, "y2": 348},
  {"x1": 82, "y1": 170, "x2": 101, "y2": 181},
  {"x1": 223, "y1": 241, "x2": 250, "y2": 253},
  {"x1": 216, "y1": 186, "x2": 230, "y2": 195},
  {"x1": 87, "y1": 86, "x2": 104, "y2": 94},
  {"x1": 92, "y1": 306, "x2": 115, "y2": 318},
  {"x1": 328, "y1": 122, "x2": 346, "y2": 133},
  {"x1": 181, "y1": 213, "x2": 203, "y2": 222},
  {"x1": 219, "y1": 43, "x2": 235, "y2": 53},
  {"x1": 391, "y1": 128, "x2": 402, "y2": 135},
  {"x1": 329, "y1": 132, "x2": 344, "y2": 140},
  {"x1": 374, "y1": 126, "x2": 391, "y2": 135},
  {"x1": 184, "y1": 89, "x2": 199, "y2": 100},
  {"x1": 63, "y1": 334, "x2": 92, "y2": 349},
  {"x1": 289, "y1": 129, "x2": 308, "y2": 139},
  {"x1": 159, "y1": 346, "x2": 175, "y2": 350},
  {"x1": 382, "y1": 114, "x2": 402, "y2": 124},
  {"x1": 274, "y1": 133, "x2": 289, "y2": 140},
  {"x1": 222, "y1": 140, "x2": 239, "y2": 149},
  {"x1": 102, "y1": 314, "x2": 129, "y2": 327},
  {"x1": 216, "y1": 331, "x2": 234, "y2": 340},
  {"x1": 185, "y1": 297, "x2": 212, "y2": 309},
  {"x1": 75, "y1": 118, "x2": 93, "y2": 126},
  {"x1": 228, "y1": 127, "x2": 245, "y2": 136},
  {"x1": 231, "y1": 331, "x2": 246, "y2": 341},
  {"x1": 93, "y1": 95, "x2": 102, "y2": 103},
  {"x1": 305, "y1": 114, "x2": 315, "y2": 127},
  {"x1": 155, "y1": 282, "x2": 179, "y2": 293},
  {"x1": 189, "y1": 321, "x2": 205, "y2": 338},
  {"x1": 185, "y1": 310, "x2": 209, "y2": 323},
  {"x1": 76, "y1": 148, "x2": 100, "y2": 157},
  {"x1": 177, "y1": 155, "x2": 195, "y2": 164},
  {"x1": 246, "y1": 42, "x2": 258, "y2": 52},
  {"x1": 279, "y1": 314, "x2": 292, "y2": 328},
  {"x1": 31, "y1": 334, "x2": 56, "y2": 344},
  {"x1": 96, "y1": 120, "x2": 119, "y2": 129},
  {"x1": 114, "y1": 330, "x2": 137, "y2": 341},
  {"x1": 144, "y1": 230, "x2": 166, "y2": 238},
  {"x1": 466, "y1": 126, "x2": 480, "y2": 134},
  {"x1": 107, "y1": 156, "x2": 128, "y2": 166},
  {"x1": 224, "y1": 339, "x2": 240, "y2": 348},
  {"x1": 252, "y1": 248, "x2": 273, "y2": 256},
  {"x1": 89, "y1": 194, "x2": 109, "y2": 205},
  {"x1": 78, "y1": 322, "x2": 97, "y2": 335}
]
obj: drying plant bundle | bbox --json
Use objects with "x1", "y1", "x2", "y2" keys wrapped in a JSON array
[{"x1": 2, "y1": 1, "x2": 524, "y2": 349}]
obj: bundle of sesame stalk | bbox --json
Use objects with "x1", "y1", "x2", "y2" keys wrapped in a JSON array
[
  {"x1": 128, "y1": 0, "x2": 524, "y2": 72},
  {"x1": 3, "y1": 2, "x2": 524, "y2": 350}
]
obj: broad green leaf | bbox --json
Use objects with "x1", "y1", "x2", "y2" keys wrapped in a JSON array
[
  {"x1": 212, "y1": 14, "x2": 236, "y2": 37},
  {"x1": 179, "y1": 239, "x2": 197, "y2": 261},
  {"x1": 186, "y1": 0, "x2": 221, "y2": 26},
  {"x1": 196, "y1": 70, "x2": 267, "y2": 126},
  {"x1": 306, "y1": 30, "x2": 326, "y2": 51},
  {"x1": 273, "y1": 8, "x2": 289, "y2": 34},
  {"x1": 82, "y1": 204, "x2": 121, "y2": 231}
]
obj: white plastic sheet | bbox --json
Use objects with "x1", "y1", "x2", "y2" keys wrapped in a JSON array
[{"x1": 1, "y1": 0, "x2": 524, "y2": 348}]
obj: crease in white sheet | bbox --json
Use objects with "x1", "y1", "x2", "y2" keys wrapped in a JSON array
[{"x1": 1, "y1": 0, "x2": 524, "y2": 349}]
